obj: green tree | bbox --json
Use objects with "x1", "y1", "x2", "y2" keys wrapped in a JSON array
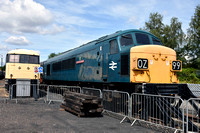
[
  {"x1": 48, "y1": 53, "x2": 57, "y2": 59},
  {"x1": 163, "y1": 17, "x2": 184, "y2": 49},
  {"x1": 186, "y1": 5, "x2": 200, "y2": 69},
  {"x1": 144, "y1": 13, "x2": 185, "y2": 62},
  {"x1": 48, "y1": 52, "x2": 62, "y2": 59},
  {"x1": 144, "y1": 13, "x2": 184, "y2": 50},
  {"x1": 144, "y1": 12, "x2": 164, "y2": 40}
]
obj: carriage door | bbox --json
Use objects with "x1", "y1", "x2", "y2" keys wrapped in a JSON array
[
  {"x1": 108, "y1": 39, "x2": 120, "y2": 82},
  {"x1": 102, "y1": 42, "x2": 109, "y2": 81},
  {"x1": 16, "y1": 80, "x2": 31, "y2": 97}
]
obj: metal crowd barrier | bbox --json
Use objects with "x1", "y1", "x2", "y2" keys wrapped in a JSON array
[
  {"x1": 82, "y1": 87, "x2": 102, "y2": 98},
  {"x1": 7, "y1": 84, "x2": 81, "y2": 104},
  {"x1": 186, "y1": 98, "x2": 200, "y2": 132},
  {"x1": 10, "y1": 84, "x2": 49, "y2": 103},
  {"x1": 102, "y1": 90, "x2": 130, "y2": 122},
  {"x1": 130, "y1": 93, "x2": 184, "y2": 132},
  {"x1": 38, "y1": 84, "x2": 48, "y2": 102},
  {"x1": 5, "y1": 83, "x2": 200, "y2": 132},
  {"x1": 47, "y1": 85, "x2": 81, "y2": 104},
  {"x1": 59, "y1": 86, "x2": 81, "y2": 93}
]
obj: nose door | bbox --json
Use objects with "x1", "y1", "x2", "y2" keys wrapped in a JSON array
[{"x1": 130, "y1": 45, "x2": 178, "y2": 83}]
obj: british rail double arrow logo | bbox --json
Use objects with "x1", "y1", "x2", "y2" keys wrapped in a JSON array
[{"x1": 109, "y1": 61, "x2": 117, "y2": 71}]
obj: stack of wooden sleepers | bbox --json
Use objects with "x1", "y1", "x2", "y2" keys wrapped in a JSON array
[{"x1": 60, "y1": 91, "x2": 103, "y2": 117}]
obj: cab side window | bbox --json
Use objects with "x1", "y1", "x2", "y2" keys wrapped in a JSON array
[
  {"x1": 120, "y1": 34, "x2": 134, "y2": 47},
  {"x1": 110, "y1": 39, "x2": 119, "y2": 54},
  {"x1": 152, "y1": 37, "x2": 162, "y2": 45},
  {"x1": 135, "y1": 33, "x2": 150, "y2": 44}
]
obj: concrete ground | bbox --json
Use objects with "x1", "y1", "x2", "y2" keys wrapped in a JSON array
[{"x1": 0, "y1": 99, "x2": 160, "y2": 133}]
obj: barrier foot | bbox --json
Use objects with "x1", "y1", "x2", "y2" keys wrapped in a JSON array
[
  {"x1": 4, "y1": 99, "x2": 7, "y2": 103},
  {"x1": 48, "y1": 100, "x2": 53, "y2": 105},
  {"x1": 120, "y1": 116, "x2": 130, "y2": 123},
  {"x1": 131, "y1": 119, "x2": 137, "y2": 126},
  {"x1": 102, "y1": 110, "x2": 109, "y2": 115},
  {"x1": 44, "y1": 99, "x2": 47, "y2": 103}
]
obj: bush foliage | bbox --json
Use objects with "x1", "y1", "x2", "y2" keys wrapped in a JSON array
[{"x1": 178, "y1": 68, "x2": 200, "y2": 84}]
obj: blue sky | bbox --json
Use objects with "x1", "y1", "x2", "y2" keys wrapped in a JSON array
[{"x1": 0, "y1": 0, "x2": 199, "y2": 63}]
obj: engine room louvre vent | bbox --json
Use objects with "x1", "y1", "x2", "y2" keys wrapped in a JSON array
[
  {"x1": 47, "y1": 64, "x2": 51, "y2": 76},
  {"x1": 121, "y1": 55, "x2": 129, "y2": 75}
]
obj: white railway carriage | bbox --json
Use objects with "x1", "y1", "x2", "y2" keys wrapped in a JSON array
[{"x1": 5, "y1": 49, "x2": 40, "y2": 97}]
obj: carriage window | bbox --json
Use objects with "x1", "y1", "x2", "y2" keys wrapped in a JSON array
[
  {"x1": 152, "y1": 37, "x2": 162, "y2": 45},
  {"x1": 53, "y1": 61, "x2": 62, "y2": 71},
  {"x1": 19, "y1": 55, "x2": 39, "y2": 64},
  {"x1": 62, "y1": 57, "x2": 75, "y2": 70},
  {"x1": 29, "y1": 56, "x2": 39, "y2": 64},
  {"x1": 110, "y1": 39, "x2": 119, "y2": 54},
  {"x1": 20, "y1": 55, "x2": 29, "y2": 63},
  {"x1": 135, "y1": 33, "x2": 150, "y2": 44},
  {"x1": 9, "y1": 55, "x2": 19, "y2": 63},
  {"x1": 120, "y1": 34, "x2": 134, "y2": 46},
  {"x1": 7, "y1": 54, "x2": 39, "y2": 64}
]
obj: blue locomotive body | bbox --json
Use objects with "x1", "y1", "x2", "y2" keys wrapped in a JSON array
[{"x1": 43, "y1": 29, "x2": 163, "y2": 88}]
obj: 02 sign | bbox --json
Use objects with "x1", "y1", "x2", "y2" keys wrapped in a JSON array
[{"x1": 137, "y1": 58, "x2": 148, "y2": 69}]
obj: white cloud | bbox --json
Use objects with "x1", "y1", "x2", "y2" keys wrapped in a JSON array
[
  {"x1": 128, "y1": 16, "x2": 140, "y2": 27},
  {"x1": 0, "y1": 44, "x2": 11, "y2": 51},
  {"x1": 40, "y1": 24, "x2": 65, "y2": 35},
  {"x1": 70, "y1": 0, "x2": 158, "y2": 28},
  {"x1": 0, "y1": 0, "x2": 63, "y2": 34},
  {"x1": 5, "y1": 36, "x2": 30, "y2": 45}
]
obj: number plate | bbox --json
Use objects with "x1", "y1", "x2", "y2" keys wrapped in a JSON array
[
  {"x1": 137, "y1": 58, "x2": 148, "y2": 69},
  {"x1": 172, "y1": 61, "x2": 182, "y2": 70}
]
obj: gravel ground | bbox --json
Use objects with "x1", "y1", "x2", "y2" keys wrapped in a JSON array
[{"x1": 0, "y1": 99, "x2": 159, "y2": 133}]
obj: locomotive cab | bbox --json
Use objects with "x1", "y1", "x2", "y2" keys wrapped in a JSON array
[
  {"x1": 115, "y1": 30, "x2": 182, "y2": 94},
  {"x1": 115, "y1": 31, "x2": 182, "y2": 85}
]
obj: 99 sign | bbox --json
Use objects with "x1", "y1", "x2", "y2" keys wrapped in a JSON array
[{"x1": 172, "y1": 61, "x2": 181, "y2": 70}]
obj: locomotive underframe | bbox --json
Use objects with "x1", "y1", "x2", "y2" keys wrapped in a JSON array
[{"x1": 43, "y1": 79, "x2": 190, "y2": 96}]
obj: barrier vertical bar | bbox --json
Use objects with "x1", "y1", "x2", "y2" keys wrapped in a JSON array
[
  {"x1": 47, "y1": 85, "x2": 49, "y2": 102},
  {"x1": 9, "y1": 84, "x2": 11, "y2": 100}
]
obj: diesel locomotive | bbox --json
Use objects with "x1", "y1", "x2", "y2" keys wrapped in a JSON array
[
  {"x1": 42, "y1": 29, "x2": 182, "y2": 94},
  {"x1": 5, "y1": 49, "x2": 40, "y2": 97}
]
